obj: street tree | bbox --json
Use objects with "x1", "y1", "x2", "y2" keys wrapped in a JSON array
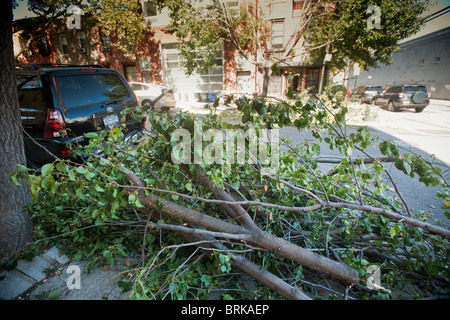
[
  {"x1": 0, "y1": 0, "x2": 33, "y2": 256},
  {"x1": 1, "y1": 0, "x2": 147, "y2": 257},
  {"x1": 306, "y1": 0, "x2": 431, "y2": 76}
]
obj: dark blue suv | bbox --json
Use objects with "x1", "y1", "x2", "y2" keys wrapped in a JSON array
[
  {"x1": 16, "y1": 63, "x2": 144, "y2": 167},
  {"x1": 373, "y1": 85, "x2": 430, "y2": 113}
]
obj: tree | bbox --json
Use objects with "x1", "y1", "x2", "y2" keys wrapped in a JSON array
[
  {"x1": 1, "y1": 0, "x2": 147, "y2": 257},
  {"x1": 306, "y1": 0, "x2": 430, "y2": 75},
  {"x1": 156, "y1": 0, "x2": 429, "y2": 95},
  {"x1": 0, "y1": 0, "x2": 33, "y2": 256},
  {"x1": 86, "y1": 0, "x2": 147, "y2": 57}
]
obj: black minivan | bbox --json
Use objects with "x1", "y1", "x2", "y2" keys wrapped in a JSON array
[{"x1": 16, "y1": 63, "x2": 144, "y2": 167}]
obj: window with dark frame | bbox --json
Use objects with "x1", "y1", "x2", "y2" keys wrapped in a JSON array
[
  {"x1": 59, "y1": 34, "x2": 69, "y2": 55},
  {"x1": 37, "y1": 35, "x2": 50, "y2": 56},
  {"x1": 102, "y1": 35, "x2": 111, "y2": 53},
  {"x1": 77, "y1": 32, "x2": 88, "y2": 53},
  {"x1": 143, "y1": 1, "x2": 157, "y2": 17}
]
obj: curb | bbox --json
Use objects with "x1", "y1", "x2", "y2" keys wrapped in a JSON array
[{"x1": 430, "y1": 99, "x2": 450, "y2": 107}]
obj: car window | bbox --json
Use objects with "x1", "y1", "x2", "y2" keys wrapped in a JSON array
[
  {"x1": 366, "y1": 86, "x2": 383, "y2": 91},
  {"x1": 403, "y1": 86, "x2": 426, "y2": 93},
  {"x1": 16, "y1": 75, "x2": 46, "y2": 108},
  {"x1": 56, "y1": 74, "x2": 130, "y2": 109},
  {"x1": 131, "y1": 83, "x2": 143, "y2": 91}
]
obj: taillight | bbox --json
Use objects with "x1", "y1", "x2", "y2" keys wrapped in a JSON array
[
  {"x1": 398, "y1": 92, "x2": 404, "y2": 98},
  {"x1": 427, "y1": 92, "x2": 430, "y2": 98},
  {"x1": 44, "y1": 108, "x2": 67, "y2": 138}
]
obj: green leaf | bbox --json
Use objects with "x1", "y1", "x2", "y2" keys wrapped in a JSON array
[
  {"x1": 95, "y1": 184, "x2": 105, "y2": 193},
  {"x1": 68, "y1": 169, "x2": 76, "y2": 181},
  {"x1": 118, "y1": 280, "x2": 133, "y2": 292},
  {"x1": 10, "y1": 172, "x2": 22, "y2": 186},
  {"x1": 41, "y1": 163, "x2": 54, "y2": 176},
  {"x1": 47, "y1": 291, "x2": 61, "y2": 300}
]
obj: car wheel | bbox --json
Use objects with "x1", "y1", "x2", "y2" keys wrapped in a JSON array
[
  {"x1": 388, "y1": 101, "x2": 396, "y2": 112},
  {"x1": 142, "y1": 100, "x2": 153, "y2": 111},
  {"x1": 415, "y1": 107, "x2": 424, "y2": 113}
]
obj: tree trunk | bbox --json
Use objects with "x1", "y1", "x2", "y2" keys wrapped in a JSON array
[
  {"x1": 0, "y1": 0, "x2": 33, "y2": 256},
  {"x1": 261, "y1": 66, "x2": 271, "y2": 97}
]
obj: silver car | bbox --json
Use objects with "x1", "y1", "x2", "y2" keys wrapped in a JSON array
[{"x1": 130, "y1": 81, "x2": 176, "y2": 111}]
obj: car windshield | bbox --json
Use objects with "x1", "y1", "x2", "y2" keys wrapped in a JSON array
[
  {"x1": 56, "y1": 74, "x2": 130, "y2": 109},
  {"x1": 366, "y1": 86, "x2": 383, "y2": 91}
]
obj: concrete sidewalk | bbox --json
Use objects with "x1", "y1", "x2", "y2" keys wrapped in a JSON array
[{"x1": 0, "y1": 246, "x2": 131, "y2": 300}]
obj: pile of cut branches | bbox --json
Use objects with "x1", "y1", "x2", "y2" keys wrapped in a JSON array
[{"x1": 18, "y1": 95, "x2": 449, "y2": 300}]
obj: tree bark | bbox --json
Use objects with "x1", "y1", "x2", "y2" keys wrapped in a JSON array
[{"x1": 0, "y1": 0, "x2": 33, "y2": 256}]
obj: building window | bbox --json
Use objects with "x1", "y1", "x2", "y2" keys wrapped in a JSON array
[
  {"x1": 271, "y1": 19, "x2": 284, "y2": 50},
  {"x1": 293, "y1": 0, "x2": 302, "y2": 10},
  {"x1": 419, "y1": 58, "x2": 424, "y2": 65},
  {"x1": 59, "y1": 34, "x2": 69, "y2": 55},
  {"x1": 37, "y1": 35, "x2": 50, "y2": 56},
  {"x1": 102, "y1": 35, "x2": 111, "y2": 53},
  {"x1": 143, "y1": 1, "x2": 157, "y2": 17},
  {"x1": 77, "y1": 32, "x2": 88, "y2": 53},
  {"x1": 222, "y1": 0, "x2": 240, "y2": 16},
  {"x1": 433, "y1": 56, "x2": 440, "y2": 64},
  {"x1": 306, "y1": 68, "x2": 320, "y2": 93}
]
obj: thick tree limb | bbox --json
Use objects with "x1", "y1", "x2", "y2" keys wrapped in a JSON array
[{"x1": 126, "y1": 171, "x2": 359, "y2": 284}]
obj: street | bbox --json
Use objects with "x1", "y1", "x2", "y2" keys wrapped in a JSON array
[{"x1": 362, "y1": 100, "x2": 450, "y2": 166}]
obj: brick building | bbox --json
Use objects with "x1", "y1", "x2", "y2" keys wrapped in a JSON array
[{"x1": 13, "y1": 0, "x2": 328, "y2": 105}]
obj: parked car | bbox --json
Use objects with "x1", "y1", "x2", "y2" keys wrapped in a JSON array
[
  {"x1": 354, "y1": 86, "x2": 384, "y2": 104},
  {"x1": 16, "y1": 63, "x2": 144, "y2": 168},
  {"x1": 129, "y1": 81, "x2": 176, "y2": 111},
  {"x1": 373, "y1": 84, "x2": 430, "y2": 112}
]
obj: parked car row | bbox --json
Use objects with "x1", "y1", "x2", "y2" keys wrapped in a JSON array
[
  {"x1": 349, "y1": 84, "x2": 430, "y2": 113},
  {"x1": 16, "y1": 63, "x2": 176, "y2": 168}
]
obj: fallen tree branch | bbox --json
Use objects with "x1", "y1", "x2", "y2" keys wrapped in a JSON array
[{"x1": 126, "y1": 171, "x2": 360, "y2": 285}]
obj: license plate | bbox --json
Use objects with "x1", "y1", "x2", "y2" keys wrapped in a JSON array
[{"x1": 103, "y1": 114, "x2": 119, "y2": 127}]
